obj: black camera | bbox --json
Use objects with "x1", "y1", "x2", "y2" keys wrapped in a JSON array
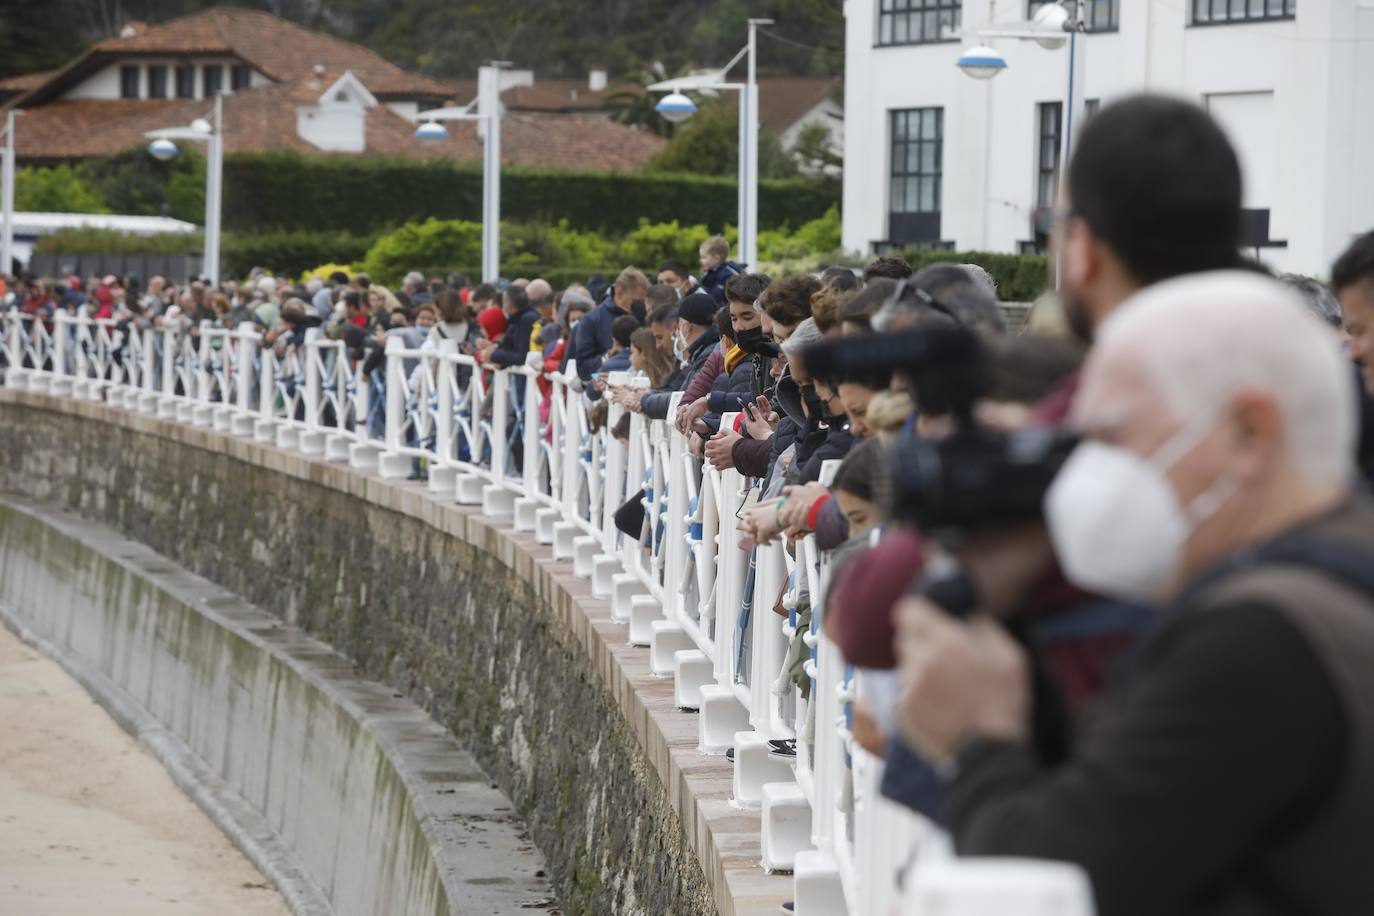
[{"x1": 802, "y1": 326, "x2": 1077, "y2": 535}]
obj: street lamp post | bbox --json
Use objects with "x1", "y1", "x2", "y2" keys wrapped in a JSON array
[
  {"x1": 956, "y1": 0, "x2": 1087, "y2": 286},
  {"x1": 1, "y1": 110, "x2": 20, "y2": 279},
  {"x1": 416, "y1": 63, "x2": 504, "y2": 283},
  {"x1": 146, "y1": 92, "x2": 224, "y2": 287},
  {"x1": 649, "y1": 18, "x2": 773, "y2": 270}
]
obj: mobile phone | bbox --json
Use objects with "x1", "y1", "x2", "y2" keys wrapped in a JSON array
[{"x1": 743, "y1": 401, "x2": 757, "y2": 422}]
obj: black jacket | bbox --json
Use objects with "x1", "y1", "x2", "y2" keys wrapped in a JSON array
[
  {"x1": 491, "y1": 305, "x2": 539, "y2": 368},
  {"x1": 642, "y1": 327, "x2": 720, "y2": 420}
]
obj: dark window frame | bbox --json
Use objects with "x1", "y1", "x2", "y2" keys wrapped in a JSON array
[
  {"x1": 119, "y1": 65, "x2": 140, "y2": 99},
  {"x1": 1029, "y1": 0, "x2": 1119, "y2": 31},
  {"x1": 876, "y1": 0, "x2": 962, "y2": 47},
  {"x1": 174, "y1": 65, "x2": 195, "y2": 99},
  {"x1": 202, "y1": 63, "x2": 223, "y2": 96},
  {"x1": 146, "y1": 64, "x2": 168, "y2": 99},
  {"x1": 230, "y1": 64, "x2": 252, "y2": 91},
  {"x1": 1035, "y1": 100, "x2": 1062, "y2": 212},
  {"x1": 1191, "y1": 0, "x2": 1295, "y2": 24},
  {"x1": 888, "y1": 107, "x2": 944, "y2": 244}
]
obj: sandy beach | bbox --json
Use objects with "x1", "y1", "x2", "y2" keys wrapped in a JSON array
[{"x1": 0, "y1": 623, "x2": 293, "y2": 916}]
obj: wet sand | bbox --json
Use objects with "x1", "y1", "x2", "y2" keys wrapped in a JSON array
[{"x1": 0, "y1": 624, "x2": 293, "y2": 916}]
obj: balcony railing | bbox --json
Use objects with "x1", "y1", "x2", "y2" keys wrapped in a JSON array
[{"x1": 1, "y1": 306, "x2": 1096, "y2": 916}]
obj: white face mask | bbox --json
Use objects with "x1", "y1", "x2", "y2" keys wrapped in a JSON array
[{"x1": 1045, "y1": 415, "x2": 1239, "y2": 602}]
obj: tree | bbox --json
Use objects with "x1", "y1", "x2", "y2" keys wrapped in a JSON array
[
  {"x1": 790, "y1": 122, "x2": 842, "y2": 175},
  {"x1": 15, "y1": 165, "x2": 109, "y2": 213},
  {"x1": 646, "y1": 99, "x2": 797, "y2": 180}
]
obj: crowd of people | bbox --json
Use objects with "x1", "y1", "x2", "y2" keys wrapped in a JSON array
[{"x1": 7, "y1": 91, "x2": 1374, "y2": 916}]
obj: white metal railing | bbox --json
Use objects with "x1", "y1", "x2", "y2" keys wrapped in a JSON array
[{"x1": 2, "y1": 305, "x2": 1094, "y2": 916}]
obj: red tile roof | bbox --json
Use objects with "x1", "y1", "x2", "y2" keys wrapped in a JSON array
[
  {"x1": 757, "y1": 79, "x2": 835, "y2": 134},
  {"x1": 12, "y1": 94, "x2": 665, "y2": 171},
  {"x1": 16, "y1": 7, "x2": 453, "y2": 106},
  {"x1": 0, "y1": 69, "x2": 59, "y2": 93}
]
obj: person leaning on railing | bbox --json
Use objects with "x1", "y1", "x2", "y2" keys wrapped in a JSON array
[{"x1": 625, "y1": 292, "x2": 719, "y2": 420}]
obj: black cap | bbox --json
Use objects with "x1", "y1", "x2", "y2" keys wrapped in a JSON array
[{"x1": 677, "y1": 292, "x2": 719, "y2": 328}]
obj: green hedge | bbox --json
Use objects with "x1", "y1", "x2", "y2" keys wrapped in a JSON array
[
  {"x1": 221, "y1": 151, "x2": 838, "y2": 235},
  {"x1": 35, "y1": 227, "x2": 379, "y2": 280}
]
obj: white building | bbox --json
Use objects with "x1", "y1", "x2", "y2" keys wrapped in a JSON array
[{"x1": 843, "y1": 0, "x2": 1374, "y2": 276}]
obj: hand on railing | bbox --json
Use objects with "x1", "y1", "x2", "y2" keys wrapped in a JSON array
[
  {"x1": 676, "y1": 396, "x2": 710, "y2": 434},
  {"x1": 703, "y1": 425, "x2": 740, "y2": 471}
]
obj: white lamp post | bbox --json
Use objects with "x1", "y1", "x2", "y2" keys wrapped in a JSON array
[
  {"x1": 146, "y1": 92, "x2": 224, "y2": 287},
  {"x1": 416, "y1": 63, "x2": 504, "y2": 283},
  {"x1": 649, "y1": 17, "x2": 773, "y2": 270},
  {"x1": 0, "y1": 109, "x2": 21, "y2": 280},
  {"x1": 956, "y1": 0, "x2": 1087, "y2": 287}
]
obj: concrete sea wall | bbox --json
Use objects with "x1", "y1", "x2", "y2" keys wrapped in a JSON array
[
  {"x1": 0, "y1": 496, "x2": 554, "y2": 916},
  {"x1": 0, "y1": 391, "x2": 783, "y2": 915}
]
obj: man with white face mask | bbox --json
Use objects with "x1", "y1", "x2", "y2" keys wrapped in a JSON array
[{"x1": 895, "y1": 272, "x2": 1374, "y2": 916}]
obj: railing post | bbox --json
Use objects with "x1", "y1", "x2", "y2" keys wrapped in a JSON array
[
  {"x1": 489, "y1": 367, "x2": 508, "y2": 481},
  {"x1": 49, "y1": 310, "x2": 71, "y2": 396},
  {"x1": 376, "y1": 335, "x2": 410, "y2": 478},
  {"x1": 522, "y1": 356, "x2": 543, "y2": 500},
  {"x1": 231, "y1": 322, "x2": 256, "y2": 434},
  {"x1": 5, "y1": 309, "x2": 22, "y2": 388},
  {"x1": 191, "y1": 320, "x2": 213, "y2": 426},
  {"x1": 299, "y1": 328, "x2": 325, "y2": 454}
]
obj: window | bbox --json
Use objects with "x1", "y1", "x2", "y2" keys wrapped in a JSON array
[
  {"x1": 202, "y1": 64, "x2": 223, "y2": 96},
  {"x1": 175, "y1": 65, "x2": 195, "y2": 98},
  {"x1": 119, "y1": 65, "x2": 140, "y2": 99},
  {"x1": 1193, "y1": 0, "x2": 1295, "y2": 23},
  {"x1": 1035, "y1": 102, "x2": 1062, "y2": 211},
  {"x1": 230, "y1": 64, "x2": 252, "y2": 91},
  {"x1": 878, "y1": 0, "x2": 961, "y2": 46},
  {"x1": 888, "y1": 107, "x2": 943, "y2": 244},
  {"x1": 147, "y1": 65, "x2": 168, "y2": 99},
  {"x1": 1030, "y1": 0, "x2": 1118, "y2": 30}
]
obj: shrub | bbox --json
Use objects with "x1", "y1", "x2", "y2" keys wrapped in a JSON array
[
  {"x1": 359, "y1": 218, "x2": 483, "y2": 285},
  {"x1": 220, "y1": 150, "x2": 839, "y2": 235},
  {"x1": 15, "y1": 164, "x2": 110, "y2": 214}
]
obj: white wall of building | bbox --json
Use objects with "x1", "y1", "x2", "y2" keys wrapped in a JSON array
[
  {"x1": 842, "y1": 0, "x2": 1374, "y2": 276},
  {"x1": 385, "y1": 100, "x2": 420, "y2": 121},
  {"x1": 64, "y1": 58, "x2": 269, "y2": 101}
]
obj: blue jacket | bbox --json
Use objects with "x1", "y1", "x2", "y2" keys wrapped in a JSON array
[
  {"x1": 599, "y1": 349, "x2": 632, "y2": 376},
  {"x1": 699, "y1": 261, "x2": 747, "y2": 306},
  {"x1": 571, "y1": 294, "x2": 630, "y2": 380},
  {"x1": 490, "y1": 305, "x2": 539, "y2": 368},
  {"x1": 707, "y1": 352, "x2": 757, "y2": 416}
]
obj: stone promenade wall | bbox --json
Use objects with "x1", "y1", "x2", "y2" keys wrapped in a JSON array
[{"x1": 0, "y1": 390, "x2": 789, "y2": 916}]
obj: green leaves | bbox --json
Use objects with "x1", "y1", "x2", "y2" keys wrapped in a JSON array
[{"x1": 15, "y1": 164, "x2": 109, "y2": 214}]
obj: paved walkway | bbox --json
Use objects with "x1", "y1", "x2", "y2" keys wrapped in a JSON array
[{"x1": 0, "y1": 624, "x2": 291, "y2": 916}]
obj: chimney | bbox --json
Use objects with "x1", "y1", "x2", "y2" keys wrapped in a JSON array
[
  {"x1": 119, "y1": 21, "x2": 146, "y2": 38},
  {"x1": 588, "y1": 67, "x2": 608, "y2": 93}
]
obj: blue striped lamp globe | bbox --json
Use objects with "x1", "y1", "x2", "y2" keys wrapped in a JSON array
[
  {"x1": 957, "y1": 46, "x2": 1008, "y2": 80},
  {"x1": 655, "y1": 91, "x2": 697, "y2": 124},
  {"x1": 415, "y1": 120, "x2": 448, "y2": 141},
  {"x1": 147, "y1": 138, "x2": 179, "y2": 161}
]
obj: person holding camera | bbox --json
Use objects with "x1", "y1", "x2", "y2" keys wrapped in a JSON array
[{"x1": 897, "y1": 272, "x2": 1374, "y2": 916}]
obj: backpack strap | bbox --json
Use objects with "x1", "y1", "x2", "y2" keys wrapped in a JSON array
[{"x1": 1182, "y1": 534, "x2": 1374, "y2": 608}]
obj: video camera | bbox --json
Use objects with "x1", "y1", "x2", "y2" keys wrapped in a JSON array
[{"x1": 803, "y1": 326, "x2": 1077, "y2": 536}]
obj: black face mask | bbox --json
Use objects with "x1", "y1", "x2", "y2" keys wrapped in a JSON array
[
  {"x1": 801, "y1": 383, "x2": 827, "y2": 421},
  {"x1": 735, "y1": 325, "x2": 767, "y2": 354}
]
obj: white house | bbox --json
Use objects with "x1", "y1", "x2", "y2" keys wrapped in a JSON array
[{"x1": 842, "y1": 0, "x2": 1374, "y2": 276}]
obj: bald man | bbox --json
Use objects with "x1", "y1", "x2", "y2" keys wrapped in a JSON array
[
  {"x1": 525, "y1": 278, "x2": 554, "y2": 349},
  {"x1": 896, "y1": 272, "x2": 1374, "y2": 916}
]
